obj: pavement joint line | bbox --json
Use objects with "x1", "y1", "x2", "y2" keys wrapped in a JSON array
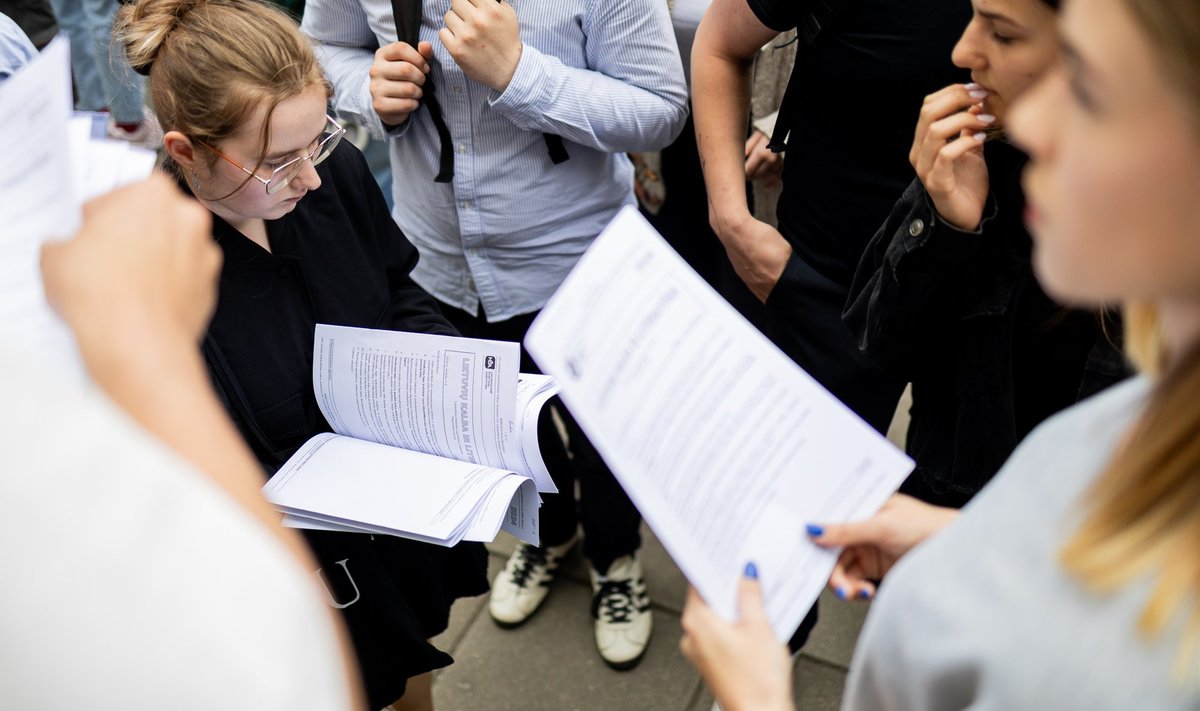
[{"x1": 795, "y1": 650, "x2": 852, "y2": 673}]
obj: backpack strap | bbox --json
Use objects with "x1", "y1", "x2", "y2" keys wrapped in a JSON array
[{"x1": 768, "y1": 0, "x2": 849, "y2": 153}]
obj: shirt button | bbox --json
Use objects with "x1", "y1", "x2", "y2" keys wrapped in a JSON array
[
  {"x1": 457, "y1": 143, "x2": 466, "y2": 153},
  {"x1": 908, "y1": 219, "x2": 925, "y2": 237},
  {"x1": 452, "y1": 85, "x2": 464, "y2": 96},
  {"x1": 461, "y1": 200, "x2": 472, "y2": 209}
]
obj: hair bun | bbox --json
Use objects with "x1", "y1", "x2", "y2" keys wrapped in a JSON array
[{"x1": 115, "y1": 0, "x2": 207, "y2": 76}]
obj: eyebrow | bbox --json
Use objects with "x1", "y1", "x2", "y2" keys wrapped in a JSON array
[
  {"x1": 264, "y1": 126, "x2": 326, "y2": 161},
  {"x1": 978, "y1": 9, "x2": 1017, "y2": 25}
]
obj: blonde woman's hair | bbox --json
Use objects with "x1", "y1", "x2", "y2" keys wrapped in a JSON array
[
  {"x1": 1060, "y1": 0, "x2": 1200, "y2": 676},
  {"x1": 114, "y1": 0, "x2": 331, "y2": 189}
]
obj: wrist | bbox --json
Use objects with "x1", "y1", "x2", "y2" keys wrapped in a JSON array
[{"x1": 711, "y1": 207, "x2": 755, "y2": 244}]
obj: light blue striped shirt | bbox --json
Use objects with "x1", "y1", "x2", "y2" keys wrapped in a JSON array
[
  {"x1": 303, "y1": 0, "x2": 688, "y2": 321},
  {"x1": 0, "y1": 13, "x2": 37, "y2": 82}
]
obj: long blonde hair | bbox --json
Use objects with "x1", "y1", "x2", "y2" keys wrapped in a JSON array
[
  {"x1": 114, "y1": 0, "x2": 330, "y2": 192},
  {"x1": 1058, "y1": 0, "x2": 1200, "y2": 665}
]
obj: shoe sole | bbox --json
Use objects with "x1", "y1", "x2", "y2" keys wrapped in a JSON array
[
  {"x1": 488, "y1": 587, "x2": 553, "y2": 630},
  {"x1": 598, "y1": 629, "x2": 652, "y2": 671},
  {"x1": 489, "y1": 610, "x2": 539, "y2": 630}
]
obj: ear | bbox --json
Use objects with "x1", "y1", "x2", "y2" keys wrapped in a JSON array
[{"x1": 163, "y1": 130, "x2": 201, "y2": 171}]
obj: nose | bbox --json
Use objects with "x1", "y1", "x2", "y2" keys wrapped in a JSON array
[
  {"x1": 295, "y1": 156, "x2": 322, "y2": 191},
  {"x1": 951, "y1": 17, "x2": 986, "y2": 71}
]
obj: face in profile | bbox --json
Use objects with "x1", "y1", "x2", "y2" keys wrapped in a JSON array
[
  {"x1": 951, "y1": 0, "x2": 1060, "y2": 122},
  {"x1": 195, "y1": 85, "x2": 330, "y2": 224},
  {"x1": 1011, "y1": 0, "x2": 1200, "y2": 309}
]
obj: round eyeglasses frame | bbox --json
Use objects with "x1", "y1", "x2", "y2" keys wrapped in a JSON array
[{"x1": 197, "y1": 115, "x2": 346, "y2": 195}]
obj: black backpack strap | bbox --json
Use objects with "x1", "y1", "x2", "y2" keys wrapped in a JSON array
[
  {"x1": 768, "y1": 0, "x2": 848, "y2": 153},
  {"x1": 544, "y1": 133, "x2": 569, "y2": 165},
  {"x1": 391, "y1": 0, "x2": 455, "y2": 182}
]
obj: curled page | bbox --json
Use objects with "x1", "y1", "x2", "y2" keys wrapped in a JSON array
[{"x1": 525, "y1": 207, "x2": 914, "y2": 639}]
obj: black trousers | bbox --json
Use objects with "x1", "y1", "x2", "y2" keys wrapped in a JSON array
[
  {"x1": 765, "y1": 251, "x2": 906, "y2": 434},
  {"x1": 440, "y1": 304, "x2": 642, "y2": 573}
]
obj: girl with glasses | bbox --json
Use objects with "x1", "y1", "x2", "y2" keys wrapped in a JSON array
[
  {"x1": 115, "y1": 1, "x2": 487, "y2": 709},
  {"x1": 681, "y1": 0, "x2": 1200, "y2": 707}
]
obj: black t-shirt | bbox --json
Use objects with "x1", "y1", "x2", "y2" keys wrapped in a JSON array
[{"x1": 747, "y1": 0, "x2": 972, "y2": 288}]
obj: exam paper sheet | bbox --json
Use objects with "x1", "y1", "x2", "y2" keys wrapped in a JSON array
[
  {"x1": 0, "y1": 38, "x2": 82, "y2": 377},
  {"x1": 265, "y1": 433, "x2": 539, "y2": 545},
  {"x1": 525, "y1": 207, "x2": 914, "y2": 638},
  {"x1": 313, "y1": 324, "x2": 518, "y2": 465}
]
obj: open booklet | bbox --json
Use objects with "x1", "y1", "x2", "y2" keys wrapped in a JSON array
[
  {"x1": 525, "y1": 207, "x2": 916, "y2": 639},
  {"x1": 262, "y1": 325, "x2": 561, "y2": 546}
]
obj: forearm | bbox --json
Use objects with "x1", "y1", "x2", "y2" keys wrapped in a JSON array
[
  {"x1": 489, "y1": 44, "x2": 688, "y2": 153},
  {"x1": 844, "y1": 182, "x2": 990, "y2": 369},
  {"x1": 691, "y1": 16, "x2": 756, "y2": 241},
  {"x1": 80, "y1": 322, "x2": 312, "y2": 566}
]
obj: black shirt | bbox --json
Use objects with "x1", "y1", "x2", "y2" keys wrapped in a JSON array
[
  {"x1": 747, "y1": 0, "x2": 972, "y2": 287},
  {"x1": 204, "y1": 140, "x2": 457, "y2": 467}
]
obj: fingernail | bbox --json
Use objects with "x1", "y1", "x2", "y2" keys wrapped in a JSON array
[
  {"x1": 973, "y1": 132, "x2": 987, "y2": 142},
  {"x1": 744, "y1": 561, "x2": 759, "y2": 580},
  {"x1": 805, "y1": 524, "x2": 824, "y2": 537},
  {"x1": 969, "y1": 90, "x2": 988, "y2": 100},
  {"x1": 835, "y1": 586, "x2": 847, "y2": 600},
  {"x1": 965, "y1": 82, "x2": 981, "y2": 90},
  {"x1": 977, "y1": 114, "x2": 996, "y2": 124},
  {"x1": 858, "y1": 589, "x2": 871, "y2": 600}
]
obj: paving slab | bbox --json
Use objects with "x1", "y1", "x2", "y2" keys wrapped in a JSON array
[
  {"x1": 801, "y1": 589, "x2": 870, "y2": 669},
  {"x1": 433, "y1": 578, "x2": 702, "y2": 711},
  {"x1": 686, "y1": 656, "x2": 848, "y2": 711}
]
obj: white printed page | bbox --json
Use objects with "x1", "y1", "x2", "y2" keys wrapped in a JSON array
[
  {"x1": 0, "y1": 38, "x2": 83, "y2": 378},
  {"x1": 525, "y1": 207, "x2": 914, "y2": 639},
  {"x1": 515, "y1": 374, "x2": 560, "y2": 493},
  {"x1": 313, "y1": 324, "x2": 522, "y2": 473},
  {"x1": 264, "y1": 433, "x2": 518, "y2": 545}
]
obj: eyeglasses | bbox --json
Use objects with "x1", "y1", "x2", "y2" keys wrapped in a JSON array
[{"x1": 198, "y1": 115, "x2": 346, "y2": 195}]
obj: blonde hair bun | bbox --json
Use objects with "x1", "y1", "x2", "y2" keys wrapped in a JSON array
[{"x1": 117, "y1": 0, "x2": 208, "y2": 77}]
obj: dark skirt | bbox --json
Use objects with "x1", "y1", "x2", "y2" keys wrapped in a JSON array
[{"x1": 303, "y1": 530, "x2": 489, "y2": 709}]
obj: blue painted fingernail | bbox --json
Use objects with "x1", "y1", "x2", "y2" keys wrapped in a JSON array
[
  {"x1": 858, "y1": 589, "x2": 871, "y2": 600},
  {"x1": 744, "y1": 561, "x2": 759, "y2": 580},
  {"x1": 805, "y1": 524, "x2": 824, "y2": 537},
  {"x1": 835, "y1": 586, "x2": 847, "y2": 600}
]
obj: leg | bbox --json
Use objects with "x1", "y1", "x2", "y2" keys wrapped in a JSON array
[
  {"x1": 763, "y1": 252, "x2": 906, "y2": 433},
  {"x1": 48, "y1": 0, "x2": 105, "y2": 110},
  {"x1": 387, "y1": 672, "x2": 433, "y2": 711},
  {"x1": 82, "y1": 0, "x2": 146, "y2": 130},
  {"x1": 438, "y1": 305, "x2": 582, "y2": 625}
]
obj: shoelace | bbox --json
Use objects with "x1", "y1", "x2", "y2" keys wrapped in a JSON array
[
  {"x1": 592, "y1": 579, "x2": 642, "y2": 623},
  {"x1": 509, "y1": 544, "x2": 551, "y2": 588}
]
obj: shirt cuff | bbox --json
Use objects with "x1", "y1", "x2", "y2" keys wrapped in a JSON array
[{"x1": 488, "y1": 43, "x2": 555, "y2": 123}]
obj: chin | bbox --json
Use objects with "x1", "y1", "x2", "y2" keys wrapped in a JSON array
[{"x1": 1032, "y1": 248, "x2": 1112, "y2": 309}]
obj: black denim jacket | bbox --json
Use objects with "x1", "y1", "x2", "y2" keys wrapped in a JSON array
[{"x1": 843, "y1": 141, "x2": 1129, "y2": 508}]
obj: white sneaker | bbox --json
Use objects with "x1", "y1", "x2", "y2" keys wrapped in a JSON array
[
  {"x1": 488, "y1": 535, "x2": 578, "y2": 628},
  {"x1": 590, "y1": 553, "x2": 652, "y2": 670}
]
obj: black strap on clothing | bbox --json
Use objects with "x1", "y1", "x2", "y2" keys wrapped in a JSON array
[
  {"x1": 390, "y1": 0, "x2": 567, "y2": 181},
  {"x1": 392, "y1": 0, "x2": 455, "y2": 182},
  {"x1": 767, "y1": 0, "x2": 848, "y2": 153}
]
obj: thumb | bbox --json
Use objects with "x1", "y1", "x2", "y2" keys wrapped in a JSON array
[
  {"x1": 736, "y1": 562, "x2": 769, "y2": 625},
  {"x1": 806, "y1": 518, "x2": 886, "y2": 549},
  {"x1": 418, "y1": 40, "x2": 435, "y2": 60}
]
